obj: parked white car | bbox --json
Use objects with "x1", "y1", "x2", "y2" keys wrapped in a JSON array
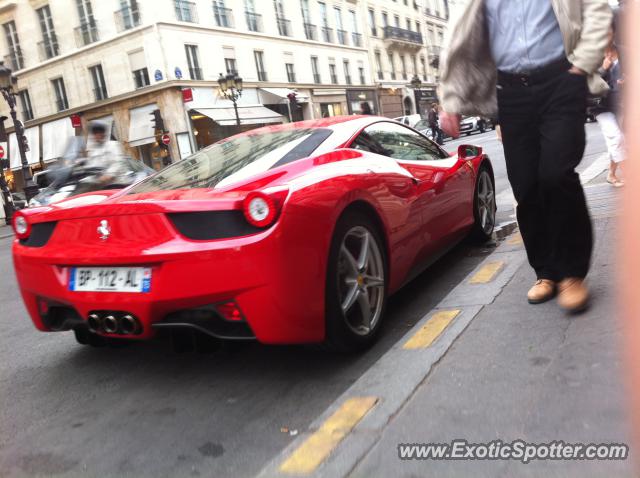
[{"x1": 393, "y1": 114, "x2": 422, "y2": 128}]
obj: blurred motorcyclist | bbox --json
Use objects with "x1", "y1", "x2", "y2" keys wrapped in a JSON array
[{"x1": 83, "y1": 121, "x2": 130, "y2": 185}]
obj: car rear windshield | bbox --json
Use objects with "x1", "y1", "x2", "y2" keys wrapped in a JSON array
[{"x1": 127, "y1": 128, "x2": 332, "y2": 193}]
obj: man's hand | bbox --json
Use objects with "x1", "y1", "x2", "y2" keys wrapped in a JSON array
[
  {"x1": 440, "y1": 111, "x2": 461, "y2": 139},
  {"x1": 568, "y1": 65, "x2": 587, "y2": 76}
]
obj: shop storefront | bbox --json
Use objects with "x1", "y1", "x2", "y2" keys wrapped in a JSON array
[
  {"x1": 346, "y1": 89, "x2": 379, "y2": 115},
  {"x1": 186, "y1": 87, "x2": 285, "y2": 150},
  {"x1": 258, "y1": 88, "x2": 311, "y2": 123},
  {"x1": 413, "y1": 88, "x2": 438, "y2": 118},
  {"x1": 311, "y1": 89, "x2": 348, "y2": 119},
  {"x1": 377, "y1": 87, "x2": 404, "y2": 118}
]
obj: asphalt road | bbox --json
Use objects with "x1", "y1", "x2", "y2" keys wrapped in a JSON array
[{"x1": 0, "y1": 124, "x2": 607, "y2": 478}]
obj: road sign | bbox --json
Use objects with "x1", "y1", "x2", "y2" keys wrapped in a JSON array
[
  {"x1": 0, "y1": 145, "x2": 4, "y2": 159},
  {"x1": 161, "y1": 134, "x2": 171, "y2": 145}
]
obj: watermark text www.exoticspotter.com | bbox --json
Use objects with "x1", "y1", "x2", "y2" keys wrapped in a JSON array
[{"x1": 398, "y1": 440, "x2": 629, "y2": 464}]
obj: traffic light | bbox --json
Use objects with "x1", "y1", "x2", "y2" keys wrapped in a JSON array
[{"x1": 150, "y1": 109, "x2": 165, "y2": 133}]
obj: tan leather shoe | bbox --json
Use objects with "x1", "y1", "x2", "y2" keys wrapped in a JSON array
[
  {"x1": 527, "y1": 279, "x2": 556, "y2": 304},
  {"x1": 557, "y1": 278, "x2": 589, "y2": 313}
]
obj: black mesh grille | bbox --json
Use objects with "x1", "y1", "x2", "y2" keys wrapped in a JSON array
[
  {"x1": 167, "y1": 211, "x2": 261, "y2": 240},
  {"x1": 19, "y1": 221, "x2": 57, "y2": 247}
]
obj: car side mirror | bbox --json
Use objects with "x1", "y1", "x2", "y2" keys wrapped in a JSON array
[{"x1": 457, "y1": 144, "x2": 482, "y2": 160}]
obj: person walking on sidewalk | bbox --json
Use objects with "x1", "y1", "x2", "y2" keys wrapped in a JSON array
[
  {"x1": 428, "y1": 103, "x2": 443, "y2": 145},
  {"x1": 438, "y1": 0, "x2": 612, "y2": 313},
  {"x1": 595, "y1": 39, "x2": 625, "y2": 187}
]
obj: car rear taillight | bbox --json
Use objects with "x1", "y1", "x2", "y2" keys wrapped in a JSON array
[
  {"x1": 12, "y1": 212, "x2": 31, "y2": 240},
  {"x1": 216, "y1": 301, "x2": 245, "y2": 322},
  {"x1": 242, "y1": 189, "x2": 288, "y2": 228}
]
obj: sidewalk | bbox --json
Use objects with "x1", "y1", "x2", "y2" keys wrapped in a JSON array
[
  {"x1": 0, "y1": 223, "x2": 12, "y2": 240},
  {"x1": 259, "y1": 183, "x2": 634, "y2": 478}
]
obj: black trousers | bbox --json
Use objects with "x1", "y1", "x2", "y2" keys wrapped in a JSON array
[{"x1": 497, "y1": 61, "x2": 593, "y2": 281}]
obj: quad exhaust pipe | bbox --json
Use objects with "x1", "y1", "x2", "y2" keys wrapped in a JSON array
[{"x1": 86, "y1": 312, "x2": 142, "y2": 335}]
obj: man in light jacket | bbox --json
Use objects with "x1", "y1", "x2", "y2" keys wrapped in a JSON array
[{"x1": 439, "y1": 0, "x2": 612, "y2": 313}]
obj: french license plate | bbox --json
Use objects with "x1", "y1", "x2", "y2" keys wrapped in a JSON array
[{"x1": 69, "y1": 267, "x2": 152, "y2": 293}]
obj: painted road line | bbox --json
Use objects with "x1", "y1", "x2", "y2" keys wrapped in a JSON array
[
  {"x1": 279, "y1": 397, "x2": 378, "y2": 475},
  {"x1": 469, "y1": 261, "x2": 505, "y2": 284},
  {"x1": 403, "y1": 310, "x2": 461, "y2": 350}
]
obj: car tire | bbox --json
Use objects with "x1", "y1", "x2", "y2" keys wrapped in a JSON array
[
  {"x1": 469, "y1": 166, "x2": 497, "y2": 243},
  {"x1": 325, "y1": 209, "x2": 387, "y2": 352},
  {"x1": 478, "y1": 121, "x2": 485, "y2": 134}
]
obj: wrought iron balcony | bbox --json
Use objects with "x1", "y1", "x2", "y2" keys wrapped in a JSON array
[
  {"x1": 383, "y1": 26, "x2": 423, "y2": 49},
  {"x1": 93, "y1": 87, "x2": 108, "y2": 101},
  {"x1": 114, "y1": 6, "x2": 141, "y2": 32},
  {"x1": 3, "y1": 49, "x2": 23, "y2": 70},
  {"x1": 214, "y1": 6, "x2": 234, "y2": 27},
  {"x1": 321, "y1": 26, "x2": 334, "y2": 43},
  {"x1": 276, "y1": 17, "x2": 291, "y2": 36},
  {"x1": 313, "y1": 73, "x2": 321, "y2": 83},
  {"x1": 351, "y1": 32, "x2": 362, "y2": 47},
  {"x1": 74, "y1": 22, "x2": 99, "y2": 48},
  {"x1": 336, "y1": 29, "x2": 347, "y2": 45},
  {"x1": 303, "y1": 22, "x2": 317, "y2": 41},
  {"x1": 37, "y1": 38, "x2": 59, "y2": 61},
  {"x1": 245, "y1": 11, "x2": 262, "y2": 32},
  {"x1": 189, "y1": 67, "x2": 203, "y2": 80}
]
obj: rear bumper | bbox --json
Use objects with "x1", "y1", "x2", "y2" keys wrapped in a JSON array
[{"x1": 12, "y1": 225, "x2": 327, "y2": 344}]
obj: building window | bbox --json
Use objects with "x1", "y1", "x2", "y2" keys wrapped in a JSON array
[
  {"x1": 393, "y1": 15, "x2": 400, "y2": 28},
  {"x1": 285, "y1": 63, "x2": 296, "y2": 83},
  {"x1": 329, "y1": 62, "x2": 337, "y2": 84},
  {"x1": 412, "y1": 56, "x2": 418, "y2": 77},
  {"x1": 381, "y1": 12, "x2": 388, "y2": 28},
  {"x1": 368, "y1": 9, "x2": 376, "y2": 36},
  {"x1": 415, "y1": 20, "x2": 421, "y2": 35},
  {"x1": 75, "y1": 0, "x2": 98, "y2": 46},
  {"x1": 349, "y1": 10, "x2": 361, "y2": 47},
  {"x1": 406, "y1": 18, "x2": 412, "y2": 31},
  {"x1": 319, "y1": 2, "x2": 332, "y2": 42},
  {"x1": 116, "y1": 0, "x2": 141, "y2": 31},
  {"x1": 245, "y1": 0, "x2": 261, "y2": 32},
  {"x1": 18, "y1": 90, "x2": 33, "y2": 121},
  {"x1": 374, "y1": 51, "x2": 383, "y2": 80},
  {"x1": 274, "y1": 0, "x2": 291, "y2": 36},
  {"x1": 400, "y1": 54, "x2": 407, "y2": 80},
  {"x1": 358, "y1": 66, "x2": 365, "y2": 85},
  {"x1": 334, "y1": 7, "x2": 346, "y2": 45},
  {"x1": 420, "y1": 56, "x2": 427, "y2": 81},
  {"x1": 37, "y1": 5, "x2": 59, "y2": 60},
  {"x1": 133, "y1": 68, "x2": 150, "y2": 88},
  {"x1": 185, "y1": 44, "x2": 202, "y2": 80},
  {"x1": 213, "y1": 0, "x2": 233, "y2": 27},
  {"x1": 175, "y1": 0, "x2": 198, "y2": 23},
  {"x1": 225, "y1": 57, "x2": 237, "y2": 75},
  {"x1": 3, "y1": 21, "x2": 23, "y2": 70},
  {"x1": 89, "y1": 64, "x2": 108, "y2": 101},
  {"x1": 387, "y1": 52, "x2": 395, "y2": 80},
  {"x1": 311, "y1": 56, "x2": 320, "y2": 83},
  {"x1": 51, "y1": 77, "x2": 69, "y2": 111},
  {"x1": 254, "y1": 50, "x2": 267, "y2": 81},
  {"x1": 343, "y1": 60, "x2": 351, "y2": 85}
]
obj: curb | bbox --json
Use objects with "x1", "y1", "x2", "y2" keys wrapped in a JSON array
[{"x1": 257, "y1": 229, "x2": 527, "y2": 478}]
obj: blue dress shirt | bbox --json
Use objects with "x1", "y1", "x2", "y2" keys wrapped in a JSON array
[{"x1": 484, "y1": 0, "x2": 566, "y2": 73}]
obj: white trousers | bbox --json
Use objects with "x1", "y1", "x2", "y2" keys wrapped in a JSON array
[{"x1": 596, "y1": 112, "x2": 625, "y2": 163}]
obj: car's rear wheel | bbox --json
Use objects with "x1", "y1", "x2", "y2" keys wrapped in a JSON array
[
  {"x1": 469, "y1": 166, "x2": 496, "y2": 243},
  {"x1": 325, "y1": 210, "x2": 387, "y2": 352}
]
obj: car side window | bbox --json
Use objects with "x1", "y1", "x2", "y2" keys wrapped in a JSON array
[{"x1": 351, "y1": 122, "x2": 445, "y2": 161}]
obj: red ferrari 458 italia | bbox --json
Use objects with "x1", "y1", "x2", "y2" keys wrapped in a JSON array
[{"x1": 12, "y1": 116, "x2": 496, "y2": 352}]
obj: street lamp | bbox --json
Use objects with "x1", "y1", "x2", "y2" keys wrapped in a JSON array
[
  {"x1": 218, "y1": 72, "x2": 243, "y2": 129},
  {"x1": 0, "y1": 62, "x2": 38, "y2": 203},
  {"x1": 410, "y1": 75, "x2": 422, "y2": 90}
]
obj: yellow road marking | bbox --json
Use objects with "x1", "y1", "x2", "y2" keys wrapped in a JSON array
[
  {"x1": 507, "y1": 233, "x2": 523, "y2": 246},
  {"x1": 469, "y1": 261, "x2": 505, "y2": 284},
  {"x1": 403, "y1": 310, "x2": 460, "y2": 350},
  {"x1": 279, "y1": 397, "x2": 378, "y2": 475}
]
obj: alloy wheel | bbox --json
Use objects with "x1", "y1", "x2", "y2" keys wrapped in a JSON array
[
  {"x1": 477, "y1": 170, "x2": 496, "y2": 235},
  {"x1": 336, "y1": 226, "x2": 385, "y2": 337}
]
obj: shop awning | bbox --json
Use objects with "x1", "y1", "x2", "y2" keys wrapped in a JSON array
[
  {"x1": 128, "y1": 103, "x2": 158, "y2": 147},
  {"x1": 42, "y1": 117, "x2": 76, "y2": 162},
  {"x1": 259, "y1": 88, "x2": 309, "y2": 104},
  {"x1": 194, "y1": 106, "x2": 284, "y2": 126},
  {"x1": 9, "y1": 127, "x2": 40, "y2": 170}
]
